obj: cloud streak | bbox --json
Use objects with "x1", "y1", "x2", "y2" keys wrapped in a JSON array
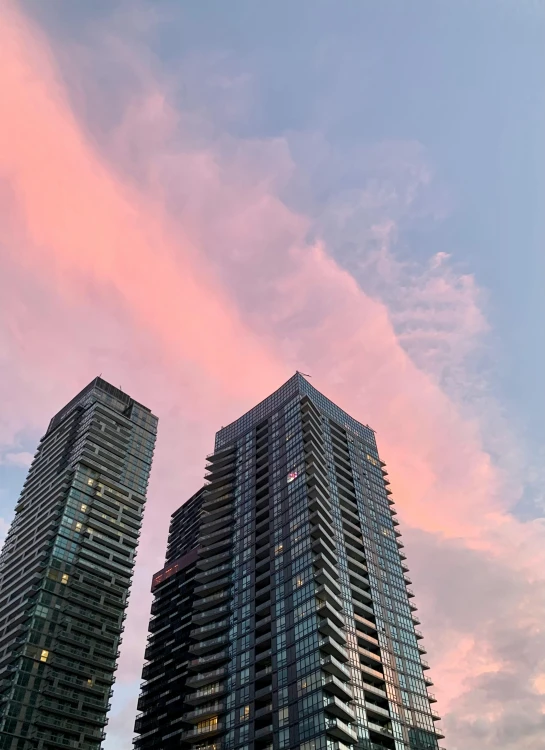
[{"x1": 0, "y1": 3, "x2": 543, "y2": 749}]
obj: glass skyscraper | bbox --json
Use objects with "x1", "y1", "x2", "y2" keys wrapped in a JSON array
[
  {"x1": 0, "y1": 378, "x2": 157, "y2": 750},
  {"x1": 135, "y1": 373, "x2": 444, "y2": 750}
]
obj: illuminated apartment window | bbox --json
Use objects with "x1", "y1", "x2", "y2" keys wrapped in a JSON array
[
  {"x1": 40, "y1": 650, "x2": 49, "y2": 662},
  {"x1": 61, "y1": 574, "x2": 69, "y2": 585},
  {"x1": 240, "y1": 705, "x2": 250, "y2": 721},
  {"x1": 197, "y1": 717, "x2": 218, "y2": 733}
]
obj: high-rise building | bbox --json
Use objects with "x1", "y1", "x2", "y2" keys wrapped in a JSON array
[
  {"x1": 0, "y1": 378, "x2": 157, "y2": 750},
  {"x1": 135, "y1": 373, "x2": 444, "y2": 750}
]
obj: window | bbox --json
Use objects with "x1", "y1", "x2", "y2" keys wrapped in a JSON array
[
  {"x1": 40, "y1": 650, "x2": 49, "y2": 663},
  {"x1": 61, "y1": 574, "x2": 69, "y2": 585},
  {"x1": 197, "y1": 717, "x2": 218, "y2": 733},
  {"x1": 278, "y1": 706, "x2": 289, "y2": 727},
  {"x1": 239, "y1": 705, "x2": 250, "y2": 721}
]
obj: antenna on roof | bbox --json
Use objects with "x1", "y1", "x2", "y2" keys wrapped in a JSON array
[{"x1": 299, "y1": 371, "x2": 312, "y2": 378}]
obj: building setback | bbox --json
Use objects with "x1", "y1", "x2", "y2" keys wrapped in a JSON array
[
  {"x1": 135, "y1": 373, "x2": 444, "y2": 750},
  {"x1": 0, "y1": 378, "x2": 157, "y2": 750}
]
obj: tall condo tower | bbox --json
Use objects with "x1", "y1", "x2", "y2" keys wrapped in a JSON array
[
  {"x1": 135, "y1": 373, "x2": 443, "y2": 750},
  {"x1": 0, "y1": 378, "x2": 157, "y2": 750}
]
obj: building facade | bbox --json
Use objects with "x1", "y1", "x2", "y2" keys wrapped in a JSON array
[
  {"x1": 135, "y1": 373, "x2": 444, "y2": 750},
  {"x1": 0, "y1": 378, "x2": 157, "y2": 750}
]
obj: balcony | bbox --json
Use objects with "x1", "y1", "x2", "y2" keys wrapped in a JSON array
[
  {"x1": 201, "y1": 503, "x2": 234, "y2": 524},
  {"x1": 190, "y1": 620, "x2": 230, "y2": 641},
  {"x1": 365, "y1": 701, "x2": 390, "y2": 720},
  {"x1": 201, "y1": 489, "x2": 233, "y2": 512},
  {"x1": 194, "y1": 590, "x2": 231, "y2": 611},
  {"x1": 316, "y1": 599, "x2": 345, "y2": 629},
  {"x1": 315, "y1": 584, "x2": 344, "y2": 612},
  {"x1": 195, "y1": 576, "x2": 232, "y2": 596},
  {"x1": 194, "y1": 563, "x2": 232, "y2": 583},
  {"x1": 360, "y1": 663, "x2": 384, "y2": 684},
  {"x1": 345, "y1": 542, "x2": 366, "y2": 565},
  {"x1": 182, "y1": 720, "x2": 225, "y2": 742},
  {"x1": 254, "y1": 724, "x2": 273, "y2": 740},
  {"x1": 255, "y1": 684, "x2": 272, "y2": 700},
  {"x1": 319, "y1": 636, "x2": 349, "y2": 663},
  {"x1": 188, "y1": 650, "x2": 229, "y2": 671},
  {"x1": 325, "y1": 717, "x2": 358, "y2": 744},
  {"x1": 188, "y1": 634, "x2": 229, "y2": 655},
  {"x1": 196, "y1": 550, "x2": 231, "y2": 571},
  {"x1": 368, "y1": 720, "x2": 394, "y2": 739},
  {"x1": 182, "y1": 702, "x2": 225, "y2": 724},
  {"x1": 199, "y1": 539, "x2": 232, "y2": 560},
  {"x1": 185, "y1": 685, "x2": 227, "y2": 707},
  {"x1": 199, "y1": 527, "x2": 232, "y2": 547},
  {"x1": 318, "y1": 616, "x2": 347, "y2": 645},
  {"x1": 358, "y1": 646, "x2": 382, "y2": 667},
  {"x1": 324, "y1": 694, "x2": 355, "y2": 723},
  {"x1": 362, "y1": 681, "x2": 387, "y2": 701},
  {"x1": 312, "y1": 537, "x2": 337, "y2": 565},
  {"x1": 314, "y1": 568, "x2": 341, "y2": 595},
  {"x1": 313, "y1": 553, "x2": 339, "y2": 581},
  {"x1": 192, "y1": 604, "x2": 231, "y2": 625},
  {"x1": 321, "y1": 655, "x2": 351, "y2": 682},
  {"x1": 352, "y1": 598, "x2": 375, "y2": 620},
  {"x1": 254, "y1": 704, "x2": 272, "y2": 719}
]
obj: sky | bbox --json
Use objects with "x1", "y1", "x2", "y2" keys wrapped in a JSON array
[{"x1": 0, "y1": 1, "x2": 544, "y2": 748}]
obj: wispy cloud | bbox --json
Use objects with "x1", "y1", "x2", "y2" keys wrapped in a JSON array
[{"x1": 1, "y1": 452, "x2": 33, "y2": 468}]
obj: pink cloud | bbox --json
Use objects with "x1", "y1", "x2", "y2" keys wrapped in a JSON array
[{"x1": 0, "y1": 3, "x2": 544, "y2": 749}]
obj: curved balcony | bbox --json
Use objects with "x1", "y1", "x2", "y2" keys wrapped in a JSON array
[
  {"x1": 182, "y1": 720, "x2": 225, "y2": 742},
  {"x1": 186, "y1": 668, "x2": 227, "y2": 689},
  {"x1": 192, "y1": 604, "x2": 231, "y2": 625},
  {"x1": 188, "y1": 650, "x2": 229, "y2": 672},
  {"x1": 194, "y1": 563, "x2": 232, "y2": 584},
  {"x1": 188, "y1": 634, "x2": 229, "y2": 656},
  {"x1": 194, "y1": 590, "x2": 231, "y2": 611},
  {"x1": 198, "y1": 538, "x2": 232, "y2": 560},
  {"x1": 182, "y1": 702, "x2": 225, "y2": 724},
  {"x1": 190, "y1": 620, "x2": 230, "y2": 641}
]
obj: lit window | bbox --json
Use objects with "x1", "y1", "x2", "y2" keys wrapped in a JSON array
[
  {"x1": 75, "y1": 522, "x2": 83, "y2": 532},
  {"x1": 61, "y1": 574, "x2": 69, "y2": 585},
  {"x1": 40, "y1": 650, "x2": 49, "y2": 662},
  {"x1": 197, "y1": 717, "x2": 218, "y2": 733},
  {"x1": 87, "y1": 479, "x2": 94, "y2": 486},
  {"x1": 80, "y1": 504, "x2": 88, "y2": 513},
  {"x1": 274, "y1": 543, "x2": 283, "y2": 556},
  {"x1": 287, "y1": 471, "x2": 298, "y2": 483},
  {"x1": 240, "y1": 705, "x2": 250, "y2": 721}
]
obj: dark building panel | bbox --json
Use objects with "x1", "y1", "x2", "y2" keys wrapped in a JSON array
[
  {"x1": 0, "y1": 378, "x2": 157, "y2": 750},
  {"x1": 135, "y1": 374, "x2": 444, "y2": 750}
]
